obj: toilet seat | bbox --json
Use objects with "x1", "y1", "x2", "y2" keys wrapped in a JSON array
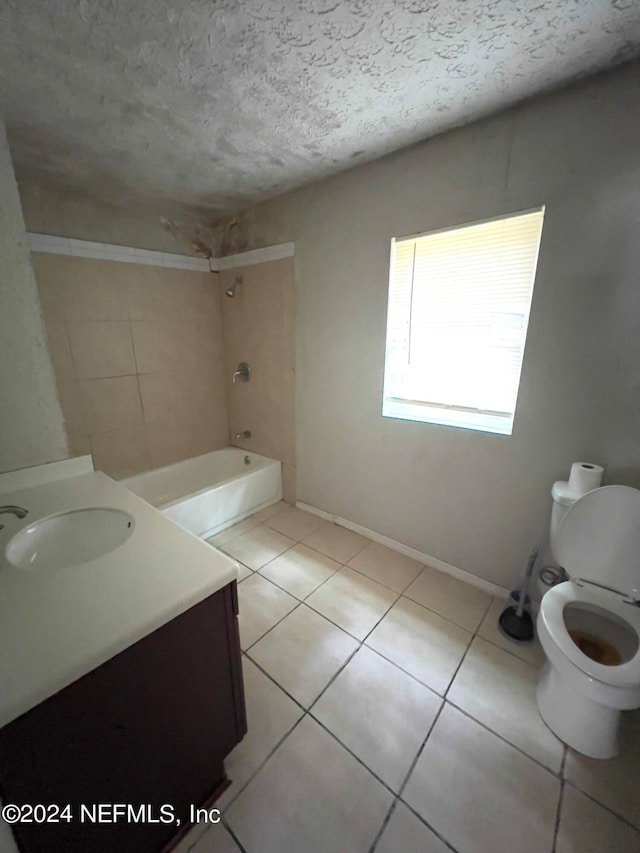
[{"x1": 538, "y1": 580, "x2": 640, "y2": 689}]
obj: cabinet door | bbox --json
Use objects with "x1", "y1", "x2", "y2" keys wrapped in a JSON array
[{"x1": 0, "y1": 584, "x2": 246, "y2": 853}]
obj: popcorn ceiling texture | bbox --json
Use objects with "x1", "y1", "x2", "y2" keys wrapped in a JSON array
[{"x1": 0, "y1": 0, "x2": 639, "y2": 245}]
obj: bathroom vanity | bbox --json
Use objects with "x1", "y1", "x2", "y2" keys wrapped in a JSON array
[{"x1": 0, "y1": 467, "x2": 246, "y2": 852}]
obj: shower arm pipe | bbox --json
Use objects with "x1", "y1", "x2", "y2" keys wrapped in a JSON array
[{"x1": 225, "y1": 275, "x2": 243, "y2": 298}]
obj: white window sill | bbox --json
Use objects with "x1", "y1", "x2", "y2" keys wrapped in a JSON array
[{"x1": 382, "y1": 398, "x2": 513, "y2": 435}]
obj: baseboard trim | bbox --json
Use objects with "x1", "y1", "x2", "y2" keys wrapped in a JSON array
[{"x1": 296, "y1": 500, "x2": 510, "y2": 599}]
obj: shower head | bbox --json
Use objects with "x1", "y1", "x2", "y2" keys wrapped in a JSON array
[{"x1": 225, "y1": 275, "x2": 243, "y2": 298}]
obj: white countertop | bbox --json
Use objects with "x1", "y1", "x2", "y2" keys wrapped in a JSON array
[{"x1": 0, "y1": 471, "x2": 239, "y2": 728}]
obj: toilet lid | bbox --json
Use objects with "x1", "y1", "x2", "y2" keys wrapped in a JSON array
[{"x1": 556, "y1": 485, "x2": 640, "y2": 601}]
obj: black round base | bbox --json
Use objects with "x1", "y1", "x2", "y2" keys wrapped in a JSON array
[{"x1": 497, "y1": 605, "x2": 534, "y2": 644}]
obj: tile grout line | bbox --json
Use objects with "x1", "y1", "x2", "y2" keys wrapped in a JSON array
[
  {"x1": 221, "y1": 816, "x2": 248, "y2": 853},
  {"x1": 215, "y1": 510, "x2": 639, "y2": 851},
  {"x1": 390, "y1": 799, "x2": 461, "y2": 853},
  {"x1": 440, "y1": 596, "x2": 565, "y2": 780},
  {"x1": 390, "y1": 702, "x2": 463, "y2": 853},
  {"x1": 446, "y1": 701, "x2": 563, "y2": 779},
  {"x1": 228, "y1": 519, "x2": 537, "y2": 651},
  {"x1": 397, "y1": 700, "x2": 446, "y2": 799},
  {"x1": 231, "y1": 519, "x2": 545, "y2": 723},
  {"x1": 233, "y1": 523, "x2": 496, "y2": 637},
  {"x1": 298, "y1": 533, "x2": 371, "y2": 566},
  {"x1": 552, "y1": 749, "x2": 567, "y2": 853},
  {"x1": 242, "y1": 598, "x2": 305, "y2": 654},
  {"x1": 367, "y1": 798, "x2": 400, "y2": 853},
  {"x1": 228, "y1": 524, "x2": 456, "y2": 840},
  {"x1": 231, "y1": 525, "x2": 496, "y2": 706},
  {"x1": 561, "y1": 778, "x2": 640, "y2": 837},
  {"x1": 218, "y1": 709, "x2": 308, "y2": 814}
]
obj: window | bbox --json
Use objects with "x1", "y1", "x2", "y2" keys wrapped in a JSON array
[{"x1": 382, "y1": 208, "x2": 545, "y2": 435}]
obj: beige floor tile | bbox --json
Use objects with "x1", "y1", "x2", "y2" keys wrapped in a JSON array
[
  {"x1": 556, "y1": 785, "x2": 640, "y2": 853},
  {"x1": 312, "y1": 646, "x2": 441, "y2": 791},
  {"x1": 171, "y1": 821, "x2": 210, "y2": 853},
  {"x1": 302, "y1": 523, "x2": 370, "y2": 564},
  {"x1": 448, "y1": 637, "x2": 563, "y2": 772},
  {"x1": 264, "y1": 506, "x2": 327, "y2": 541},
  {"x1": 376, "y1": 802, "x2": 450, "y2": 853},
  {"x1": 252, "y1": 500, "x2": 289, "y2": 522},
  {"x1": 404, "y1": 565, "x2": 492, "y2": 632},
  {"x1": 237, "y1": 574, "x2": 297, "y2": 650},
  {"x1": 478, "y1": 597, "x2": 547, "y2": 667},
  {"x1": 222, "y1": 526, "x2": 295, "y2": 571},
  {"x1": 226, "y1": 716, "x2": 393, "y2": 853},
  {"x1": 248, "y1": 605, "x2": 358, "y2": 707},
  {"x1": 189, "y1": 824, "x2": 241, "y2": 853},
  {"x1": 366, "y1": 597, "x2": 471, "y2": 695},
  {"x1": 206, "y1": 517, "x2": 261, "y2": 547},
  {"x1": 236, "y1": 563, "x2": 252, "y2": 582},
  {"x1": 403, "y1": 704, "x2": 560, "y2": 853},
  {"x1": 217, "y1": 659, "x2": 303, "y2": 810},
  {"x1": 564, "y1": 709, "x2": 640, "y2": 830},
  {"x1": 259, "y1": 544, "x2": 341, "y2": 599},
  {"x1": 306, "y1": 567, "x2": 398, "y2": 640},
  {"x1": 348, "y1": 542, "x2": 423, "y2": 592}
]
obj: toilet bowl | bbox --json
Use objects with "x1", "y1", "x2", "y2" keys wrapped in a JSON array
[{"x1": 536, "y1": 485, "x2": 640, "y2": 759}]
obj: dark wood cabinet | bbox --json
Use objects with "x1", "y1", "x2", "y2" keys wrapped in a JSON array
[{"x1": 0, "y1": 582, "x2": 246, "y2": 852}]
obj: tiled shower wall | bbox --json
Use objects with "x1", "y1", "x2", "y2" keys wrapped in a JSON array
[
  {"x1": 32, "y1": 254, "x2": 229, "y2": 479},
  {"x1": 220, "y1": 257, "x2": 296, "y2": 502}
]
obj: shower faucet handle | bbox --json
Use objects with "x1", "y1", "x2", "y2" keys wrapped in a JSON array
[{"x1": 232, "y1": 362, "x2": 251, "y2": 383}]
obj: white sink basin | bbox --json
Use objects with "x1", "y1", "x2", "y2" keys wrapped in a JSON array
[{"x1": 6, "y1": 508, "x2": 135, "y2": 570}]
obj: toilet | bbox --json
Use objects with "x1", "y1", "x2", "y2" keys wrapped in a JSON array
[{"x1": 536, "y1": 483, "x2": 640, "y2": 759}]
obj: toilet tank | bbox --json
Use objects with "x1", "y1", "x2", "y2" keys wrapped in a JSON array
[{"x1": 550, "y1": 481, "x2": 580, "y2": 561}]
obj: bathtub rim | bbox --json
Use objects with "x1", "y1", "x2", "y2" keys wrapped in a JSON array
[{"x1": 123, "y1": 448, "x2": 281, "y2": 512}]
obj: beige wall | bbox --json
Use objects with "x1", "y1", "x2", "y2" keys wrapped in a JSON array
[
  {"x1": 212, "y1": 62, "x2": 640, "y2": 589},
  {"x1": 220, "y1": 258, "x2": 296, "y2": 501},
  {"x1": 0, "y1": 118, "x2": 67, "y2": 474},
  {"x1": 33, "y1": 254, "x2": 228, "y2": 479},
  {"x1": 18, "y1": 178, "x2": 217, "y2": 257}
]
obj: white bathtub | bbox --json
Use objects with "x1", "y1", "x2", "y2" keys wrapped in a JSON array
[{"x1": 123, "y1": 448, "x2": 282, "y2": 539}]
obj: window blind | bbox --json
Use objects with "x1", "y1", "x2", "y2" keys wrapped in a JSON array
[{"x1": 383, "y1": 208, "x2": 545, "y2": 434}]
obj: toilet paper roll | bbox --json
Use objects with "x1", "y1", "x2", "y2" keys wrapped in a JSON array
[{"x1": 567, "y1": 461, "x2": 604, "y2": 496}]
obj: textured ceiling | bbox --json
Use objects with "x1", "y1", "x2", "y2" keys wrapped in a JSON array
[{"x1": 1, "y1": 0, "x2": 639, "y2": 219}]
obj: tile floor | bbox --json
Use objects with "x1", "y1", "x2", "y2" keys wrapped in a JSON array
[{"x1": 176, "y1": 502, "x2": 640, "y2": 853}]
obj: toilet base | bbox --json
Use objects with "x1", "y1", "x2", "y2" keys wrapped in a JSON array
[{"x1": 536, "y1": 661, "x2": 620, "y2": 759}]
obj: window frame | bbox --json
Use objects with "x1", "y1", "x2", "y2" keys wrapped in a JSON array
[{"x1": 381, "y1": 207, "x2": 545, "y2": 436}]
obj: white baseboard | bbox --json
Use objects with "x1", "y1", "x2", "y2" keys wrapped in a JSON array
[{"x1": 296, "y1": 500, "x2": 510, "y2": 599}]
